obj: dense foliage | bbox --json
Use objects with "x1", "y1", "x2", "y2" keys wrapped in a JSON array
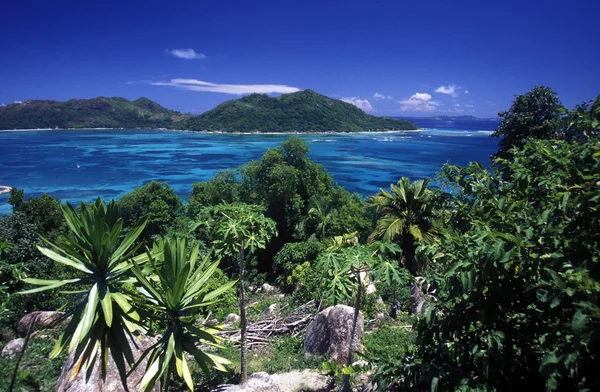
[
  {"x1": 118, "y1": 180, "x2": 184, "y2": 245},
  {"x1": 0, "y1": 191, "x2": 66, "y2": 334},
  {"x1": 398, "y1": 130, "x2": 600, "y2": 389},
  {"x1": 491, "y1": 86, "x2": 563, "y2": 157},
  {"x1": 0, "y1": 97, "x2": 190, "y2": 130},
  {"x1": 190, "y1": 137, "x2": 372, "y2": 278},
  {"x1": 185, "y1": 90, "x2": 419, "y2": 132}
]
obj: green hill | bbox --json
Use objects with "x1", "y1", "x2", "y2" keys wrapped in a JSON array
[
  {"x1": 0, "y1": 97, "x2": 191, "y2": 130},
  {"x1": 0, "y1": 91, "x2": 418, "y2": 132},
  {"x1": 185, "y1": 90, "x2": 419, "y2": 132}
]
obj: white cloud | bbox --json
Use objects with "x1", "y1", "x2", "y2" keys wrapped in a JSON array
[
  {"x1": 465, "y1": 104, "x2": 474, "y2": 108},
  {"x1": 373, "y1": 92, "x2": 393, "y2": 100},
  {"x1": 13, "y1": 101, "x2": 23, "y2": 104},
  {"x1": 0, "y1": 103, "x2": 5, "y2": 107},
  {"x1": 342, "y1": 97, "x2": 374, "y2": 111},
  {"x1": 165, "y1": 48, "x2": 207, "y2": 60},
  {"x1": 398, "y1": 93, "x2": 438, "y2": 112},
  {"x1": 454, "y1": 103, "x2": 461, "y2": 107},
  {"x1": 413, "y1": 93, "x2": 432, "y2": 101},
  {"x1": 465, "y1": 90, "x2": 470, "y2": 94},
  {"x1": 435, "y1": 84, "x2": 459, "y2": 98},
  {"x1": 150, "y1": 78, "x2": 300, "y2": 95}
]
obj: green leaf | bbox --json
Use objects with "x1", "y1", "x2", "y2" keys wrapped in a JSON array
[
  {"x1": 19, "y1": 278, "x2": 81, "y2": 294},
  {"x1": 100, "y1": 285, "x2": 113, "y2": 327},
  {"x1": 36, "y1": 246, "x2": 93, "y2": 274},
  {"x1": 572, "y1": 309, "x2": 588, "y2": 331}
]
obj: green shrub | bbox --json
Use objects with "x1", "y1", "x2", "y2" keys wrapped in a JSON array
[
  {"x1": 287, "y1": 262, "x2": 327, "y2": 304},
  {"x1": 363, "y1": 324, "x2": 417, "y2": 390},
  {"x1": 203, "y1": 268, "x2": 238, "y2": 321},
  {"x1": 261, "y1": 337, "x2": 325, "y2": 374}
]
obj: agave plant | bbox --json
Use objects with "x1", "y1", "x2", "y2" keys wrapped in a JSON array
[
  {"x1": 19, "y1": 198, "x2": 148, "y2": 384},
  {"x1": 130, "y1": 236, "x2": 236, "y2": 391}
]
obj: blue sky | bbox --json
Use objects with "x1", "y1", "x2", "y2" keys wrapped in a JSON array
[{"x1": 0, "y1": 0, "x2": 598, "y2": 117}]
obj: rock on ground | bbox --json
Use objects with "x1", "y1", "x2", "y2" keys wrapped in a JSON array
[
  {"x1": 272, "y1": 370, "x2": 330, "y2": 392},
  {"x1": 303, "y1": 305, "x2": 364, "y2": 364},
  {"x1": 1, "y1": 338, "x2": 24, "y2": 358},
  {"x1": 224, "y1": 313, "x2": 241, "y2": 326},
  {"x1": 17, "y1": 311, "x2": 68, "y2": 336},
  {"x1": 260, "y1": 304, "x2": 278, "y2": 320},
  {"x1": 261, "y1": 283, "x2": 276, "y2": 293},
  {"x1": 56, "y1": 333, "x2": 159, "y2": 392},
  {"x1": 214, "y1": 372, "x2": 281, "y2": 392}
]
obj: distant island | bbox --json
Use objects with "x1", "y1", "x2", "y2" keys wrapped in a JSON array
[
  {"x1": 186, "y1": 90, "x2": 418, "y2": 132},
  {"x1": 0, "y1": 90, "x2": 418, "y2": 133},
  {"x1": 0, "y1": 97, "x2": 191, "y2": 130},
  {"x1": 425, "y1": 115, "x2": 499, "y2": 121}
]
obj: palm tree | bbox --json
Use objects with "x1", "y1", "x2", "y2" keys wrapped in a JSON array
[
  {"x1": 367, "y1": 177, "x2": 435, "y2": 313},
  {"x1": 297, "y1": 196, "x2": 338, "y2": 239}
]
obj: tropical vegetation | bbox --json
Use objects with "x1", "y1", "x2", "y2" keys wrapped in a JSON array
[{"x1": 0, "y1": 86, "x2": 598, "y2": 392}]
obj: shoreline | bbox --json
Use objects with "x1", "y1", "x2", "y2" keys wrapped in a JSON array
[
  {"x1": 0, "y1": 127, "x2": 422, "y2": 135},
  {"x1": 0, "y1": 185, "x2": 12, "y2": 195}
]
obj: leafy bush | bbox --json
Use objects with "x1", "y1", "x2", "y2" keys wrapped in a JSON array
[
  {"x1": 261, "y1": 337, "x2": 325, "y2": 374},
  {"x1": 273, "y1": 240, "x2": 325, "y2": 291},
  {"x1": 287, "y1": 262, "x2": 327, "y2": 304},
  {"x1": 203, "y1": 268, "x2": 238, "y2": 321},
  {"x1": 399, "y1": 136, "x2": 600, "y2": 391},
  {"x1": 118, "y1": 181, "x2": 184, "y2": 245},
  {"x1": 0, "y1": 192, "x2": 67, "y2": 335},
  {"x1": 363, "y1": 324, "x2": 416, "y2": 365}
]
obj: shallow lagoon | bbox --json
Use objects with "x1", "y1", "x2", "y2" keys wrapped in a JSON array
[{"x1": 0, "y1": 119, "x2": 498, "y2": 215}]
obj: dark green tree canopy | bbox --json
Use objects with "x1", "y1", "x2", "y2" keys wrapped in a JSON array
[
  {"x1": 118, "y1": 181, "x2": 184, "y2": 244},
  {"x1": 491, "y1": 86, "x2": 563, "y2": 157}
]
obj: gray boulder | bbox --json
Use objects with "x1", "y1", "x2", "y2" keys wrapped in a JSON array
[
  {"x1": 17, "y1": 311, "x2": 68, "y2": 336},
  {"x1": 1, "y1": 338, "x2": 24, "y2": 358},
  {"x1": 224, "y1": 313, "x2": 241, "y2": 326},
  {"x1": 56, "y1": 333, "x2": 159, "y2": 392},
  {"x1": 303, "y1": 305, "x2": 364, "y2": 364},
  {"x1": 214, "y1": 372, "x2": 280, "y2": 392},
  {"x1": 261, "y1": 283, "x2": 275, "y2": 293},
  {"x1": 206, "y1": 318, "x2": 220, "y2": 327},
  {"x1": 260, "y1": 304, "x2": 277, "y2": 320}
]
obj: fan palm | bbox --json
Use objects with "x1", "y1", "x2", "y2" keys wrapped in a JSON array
[
  {"x1": 367, "y1": 178, "x2": 435, "y2": 312},
  {"x1": 297, "y1": 196, "x2": 338, "y2": 239},
  {"x1": 19, "y1": 198, "x2": 148, "y2": 385},
  {"x1": 130, "y1": 236, "x2": 235, "y2": 391}
]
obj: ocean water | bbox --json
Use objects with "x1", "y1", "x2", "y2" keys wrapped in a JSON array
[{"x1": 0, "y1": 118, "x2": 498, "y2": 216}]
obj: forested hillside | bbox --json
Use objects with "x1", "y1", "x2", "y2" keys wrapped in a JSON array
[
  {"x1": 185, "y1": 90, "x2": 418, "y2": 132},
  {"x1": 0, "y1": 90, "x2": 418, "y2": 132},
  {"x1": 0, "y1": 97, "x2": 191, "y2": 130}
]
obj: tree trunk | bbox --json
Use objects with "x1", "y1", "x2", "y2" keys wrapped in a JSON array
[
  {"x1": 341, "y1": 269, "x2": 362, "y2": 392},
  {"x1": 239, "y1": 239, "x2": 248, "y2": 384},
  {"x1": 410, "y1": 282, "x2": 425, "y2": 314},
  {"x1": 401, "y1": 243, "x2": 425, "y2": 314}
]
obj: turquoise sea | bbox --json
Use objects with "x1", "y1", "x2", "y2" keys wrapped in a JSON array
[{"x1": 0, "y1": 118, "x2": 498, "y2": 216}]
